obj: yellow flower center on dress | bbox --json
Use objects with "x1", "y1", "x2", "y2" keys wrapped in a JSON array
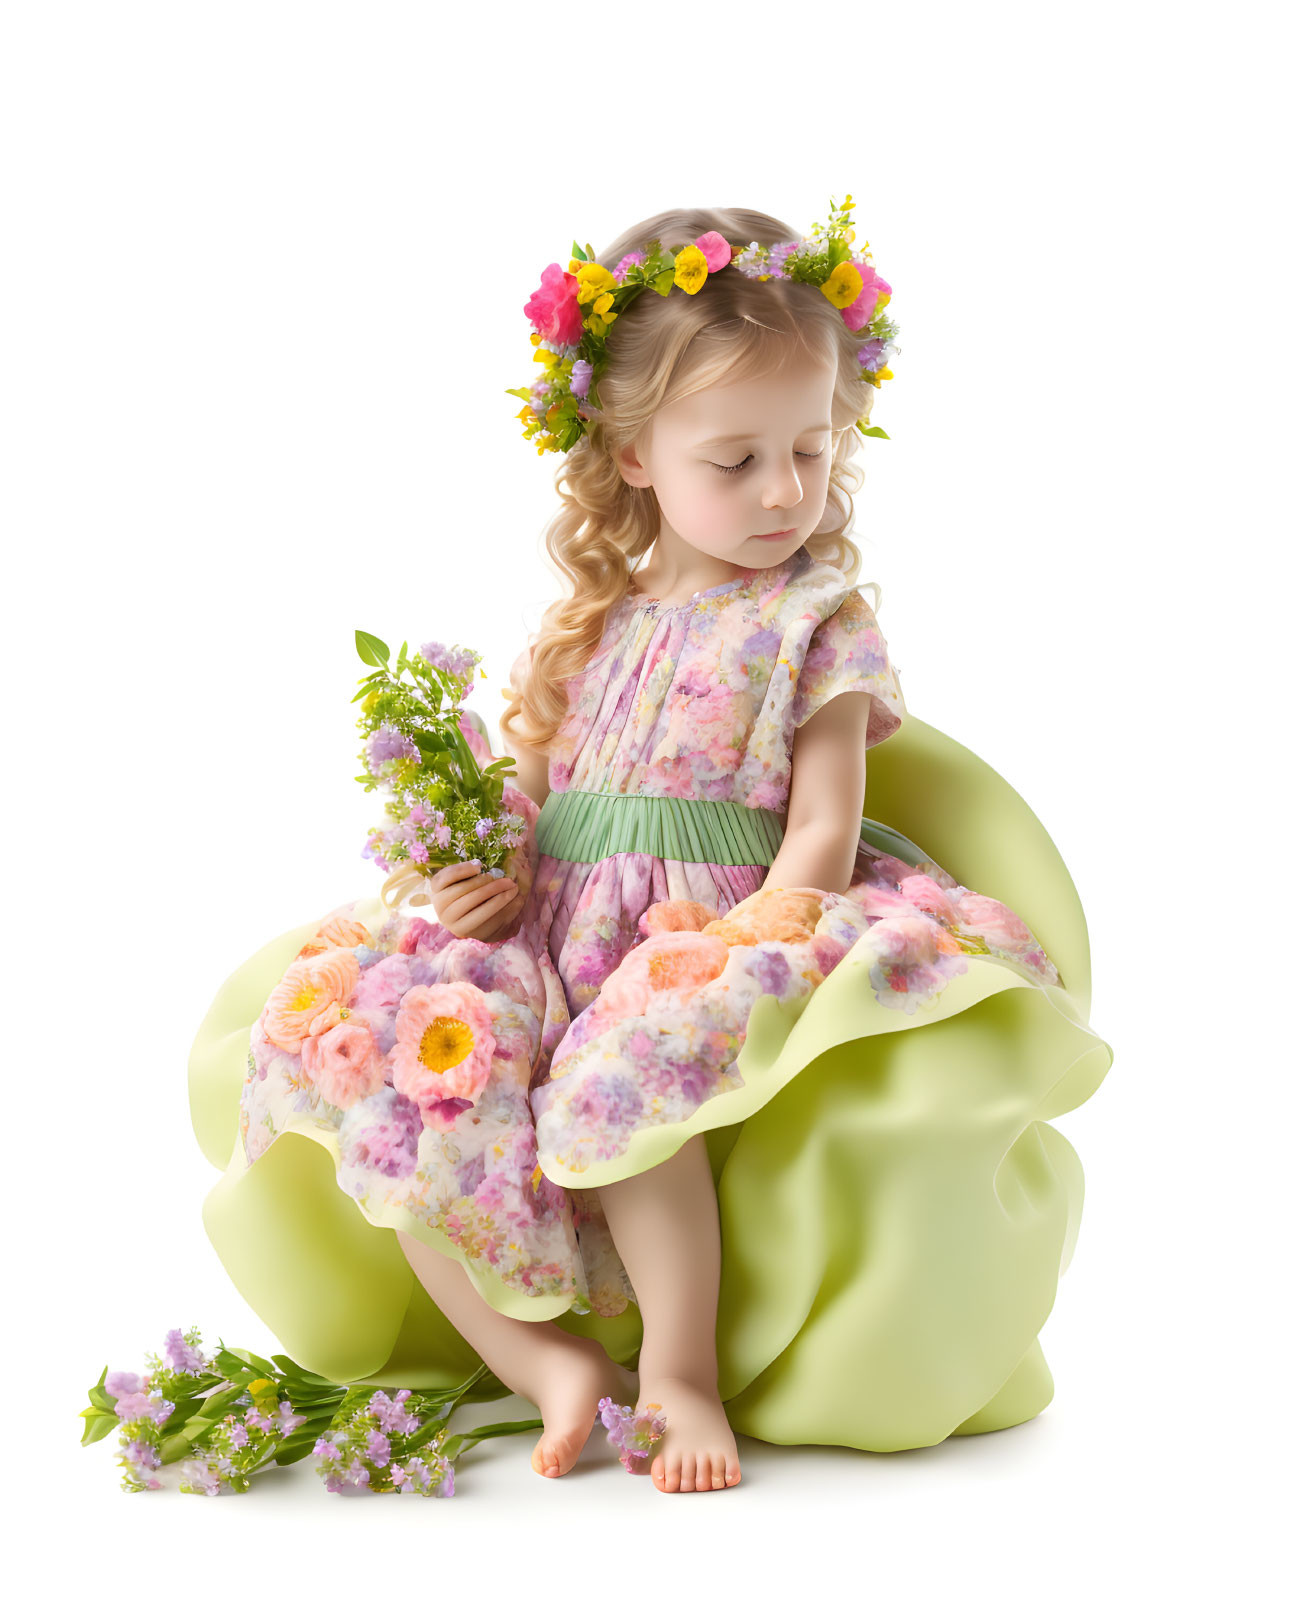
[
  {"x1": 418, "y1": 1016, "x2": 474, "y2": 1072},
  {"x1": 288, "y1": 986, "x2": 319, "y2": 1013}
]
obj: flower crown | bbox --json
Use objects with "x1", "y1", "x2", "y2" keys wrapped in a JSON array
[{"x1": 507, "y1": 193, "x2": 899, "y2": 456}]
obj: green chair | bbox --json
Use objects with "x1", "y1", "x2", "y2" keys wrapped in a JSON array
[{"x1": 190, "y1": 713, "x2": 1111, "y2": 1449}]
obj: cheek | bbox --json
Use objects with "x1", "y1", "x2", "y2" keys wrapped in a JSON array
[{"x1": 654, "y1": 467, "x2": 739, "y2": 539}]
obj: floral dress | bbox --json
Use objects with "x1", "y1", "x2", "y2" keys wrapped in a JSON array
[
  {"x1": 197, "y1": 544, "x2": 1108, "y2": 1445},
  {"x1": 224, "y1": 544, "x2": 1089, "y2": 1337}
]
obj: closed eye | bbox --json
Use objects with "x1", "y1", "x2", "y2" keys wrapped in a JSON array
[{"x1": 713, "y1": 451, "x2": 825, "y2": 477}]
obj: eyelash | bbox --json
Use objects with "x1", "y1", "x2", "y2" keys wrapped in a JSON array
[{"x1": 713, "y1": 451, "x2": 825, "y2": 477}]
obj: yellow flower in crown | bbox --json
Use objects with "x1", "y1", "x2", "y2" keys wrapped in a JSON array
[{"x1": 506, "y1": 194, "x2": 901, "y2": 455}]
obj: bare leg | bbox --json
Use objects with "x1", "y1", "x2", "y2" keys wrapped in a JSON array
[
  {"x1": 596, "y1": 1134, "x2": 742, "y2": 1493},
  {"x1": 395, "y1": 1228, "x2": 636, "y2": 1478}
]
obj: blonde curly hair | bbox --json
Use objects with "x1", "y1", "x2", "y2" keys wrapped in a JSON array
[{"x1": 499, "y1": 204, "x2": 879, "y2": 756}]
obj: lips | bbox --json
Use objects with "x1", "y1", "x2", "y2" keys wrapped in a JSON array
[{"x1": 753, "y1": 528, "x2": 794, "y2": 538}]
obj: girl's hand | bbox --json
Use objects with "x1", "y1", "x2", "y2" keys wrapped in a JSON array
[{"x1": 425, "y1": 861, "x2": 523, "y2": 942}]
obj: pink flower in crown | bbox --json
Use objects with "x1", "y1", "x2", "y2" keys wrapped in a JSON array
[
  {"x1": 693, "y1": 230, "x2": 733, "y2": 272},
  {"x1": 390, "y1": 983, "x2": 496, "y2": 1130},
  {"x1": 524, "y1": 263, "x2": 584, "y2": 346},
  {"x1": 301, "y1": 1017, "x2": 388, "y2": 1110},
  {"x1": 840, "y1": 263, "x2": 891, "y2": 333},
  {"x1": 612, "y1": 250, "x2": 645, "y2": 283}
]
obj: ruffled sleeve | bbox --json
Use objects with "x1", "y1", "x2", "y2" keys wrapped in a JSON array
[{"x1": 789, "y1": 587, "x2": 906, "y2": 747}]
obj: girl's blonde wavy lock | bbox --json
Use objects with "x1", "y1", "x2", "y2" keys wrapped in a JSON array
[{"x1": 499, "y1": 204, "x2": 879, "y2": 758}]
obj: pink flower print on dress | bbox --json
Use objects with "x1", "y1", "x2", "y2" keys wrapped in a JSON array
[
  {"x1": 953, "y1": 890, "x2": 1034, "y2": 948},
  {"x1": 261, "y1": 948, "x2": 361, "y2": 1054},
  {"x1": 390, "y1": 983, "x2": 496, "y2": 1131},
  {"x1": 898, "y1": 871, "x2": 959, "y2": 925},
  {"x1": 300, "y1": 1016, "x2": 388, "y2": 1110},
  {"x1": 866, "y1": 915, "x2": 968, "y2": 1013}
]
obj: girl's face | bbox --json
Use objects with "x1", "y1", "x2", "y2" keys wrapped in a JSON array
[{"x1": 615, "y1": 346, "x2": 840, "y2": 579}]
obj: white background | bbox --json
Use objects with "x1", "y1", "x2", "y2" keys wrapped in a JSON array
[{"x1": 4, "y1": 1, "x2": 1289, "y2": 1613}]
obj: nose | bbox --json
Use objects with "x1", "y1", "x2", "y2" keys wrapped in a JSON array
[{"x1": 761, "y1": 452, "x2": 805, "y2": 513}]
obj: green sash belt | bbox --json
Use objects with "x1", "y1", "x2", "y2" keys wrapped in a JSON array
[{"x1": 534, "y1": 786, "x2": 936, "y2": 871}]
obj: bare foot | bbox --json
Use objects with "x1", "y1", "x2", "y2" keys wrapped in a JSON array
[
  {"x1": 638, "y1": 1375, "x2": 742, "y2": 1493},
  {"x1": 529, "y1": 1337, "x2": 638, "y2": 1480}
]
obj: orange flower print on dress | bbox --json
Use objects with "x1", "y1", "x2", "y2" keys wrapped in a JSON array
[
  {"x1": 261, "y1": 948, "x2": 361, "y2": 1053},
  {"x1": 592, "y1": 933, "x2": 729, "y2": 1023},
  {"x1": 703, "y1": 887, "x2": 825, "y2": 947},
  {"x1": 314, "y1": 908, "x2": 378, "y2": 950},
  {"x1": 390, "y1": 983, "x2": 497, "y2": 1131}
]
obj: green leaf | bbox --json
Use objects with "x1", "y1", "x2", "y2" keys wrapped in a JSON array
[
  {"x1": 80, "y1": 1410, "x2": 121, "y2": 1446},
  {"x1": 271, "y1": 1353, "x2": 344, "y2": 1388},
  {"x1": 216, "y1": 1345, "x2": 280, "y2": 1378},
  {"x1": 570, "y1": 239, "x2": 588, "y2": 261},
  {"x1": 355, "y1": 630, "x2": 390, "y2": 668},
  {"x1": 857, "y1": 424, "x2": 890, "y2": 439}
]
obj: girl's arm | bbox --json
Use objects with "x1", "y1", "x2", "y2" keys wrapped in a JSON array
[
  {"x1": 759, "y1": 693, "x2": 871, "y2": 895},
  {"x1": 500, "y1": 717, "x2": 550, "y2": 812}
]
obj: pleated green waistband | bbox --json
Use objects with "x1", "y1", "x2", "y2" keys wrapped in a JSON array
[{"x1": 534, "y1": 787, "x2": 937, "y2": 872}]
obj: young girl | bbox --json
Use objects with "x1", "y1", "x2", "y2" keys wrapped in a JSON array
[{"x1": 192, "y1": 198, "x2": 1112, "y2": 1495}]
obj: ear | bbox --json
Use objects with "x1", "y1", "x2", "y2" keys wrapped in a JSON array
[{"x1": 614, "y1": 440, "x2": 652, "y2": 489}]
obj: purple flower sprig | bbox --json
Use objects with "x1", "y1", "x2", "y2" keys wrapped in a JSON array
[
  {"x1": 81, "y1": 1329, "x2": 540, "y2": 1497},
  {"x1": 353, "y1": 630, "x2": 527, "y2": 880},
  {"x1": 597, "y1": 1396, "x2": 668, "y2": 1475}
]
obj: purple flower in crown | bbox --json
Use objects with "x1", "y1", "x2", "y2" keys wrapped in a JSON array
[
  {"x1": 570, "y1": 358, "x2": 593, "y2": 399},
  {"x1": 767, "y1": 240, "x2": 797, "y2": 276},
  {"x1": 612, "y1": 250, "x2": 645, "y2": 283},
  {"x1": 857, "y1": 339, "x2": 888, "y2": 371},
  {"x1": 367, "y1": 726, "x2": 420, "y2": 770}
]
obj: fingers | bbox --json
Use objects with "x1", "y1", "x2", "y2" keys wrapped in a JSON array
[
  {"x1": 455, "y1": 882, "x2": 518, "y2": 933},
  {"x1": 428, "y1": 860, "x2": 488, "y2": 894},
  {"x1": 440, "y1": 876, "x2": 519, "y2": 936}
]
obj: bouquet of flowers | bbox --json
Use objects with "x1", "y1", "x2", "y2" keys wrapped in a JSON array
[
  {"x1": 80, "y1": 1327, "x2": 542, "y2": 1496},
  {"x1": 354, "y1": 631, "x2": 529, "y2": 884}
]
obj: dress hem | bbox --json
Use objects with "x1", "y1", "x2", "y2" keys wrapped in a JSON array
[{"x1": 537, "y1": 944, "x2": 1110, "y2": 1190}]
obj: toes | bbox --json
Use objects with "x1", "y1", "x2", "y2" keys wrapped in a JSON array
[
  {"x1": 696, "y1": 1455, "x2": 714, "y2": 1491},
  {"x1": 530, "y1": 1438, "x2": 566, "y2": 1479}
]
